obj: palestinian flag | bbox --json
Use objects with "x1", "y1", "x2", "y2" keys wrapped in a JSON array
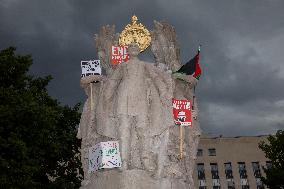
[{"x1": 176, "y1": 47, "x2": 201, "y2": 80}]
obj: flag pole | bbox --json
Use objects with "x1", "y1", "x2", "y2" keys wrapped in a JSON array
[
  {"x1": 193, "y1": 44, "x2": 201, "y2": 110},
  {"x1": 179, "y1": 125, "x2": 183, "y2": 159},
  {"x1": 90, "y1": 83, "x2": 93, "y2": 111}
]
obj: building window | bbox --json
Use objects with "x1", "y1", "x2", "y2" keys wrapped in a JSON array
[
  {"x1": 197, "y1": 163, "x2": 206, "y2": 188},
  {"x1": 213, "y1": 186, "x2": 220, "y2": 189},
  {"x1": 225, "y1": 162, "x2": 235, "y2": 189},
  {"x1": 241, "y1": 186, "x2": 250, "y2": 189},
  {"x1": 197, "y1": 149, "x2": 203, "y2": 157},
  {"x1": 224, "y1": 162, "x2": 234, "y2": 179},
  {"x1": 197, "y1": 163, "x2": 206, "y2": 180},
  {"x1": 210, "y1": 163, "x2": 219, "y2": 179},
  {"x1": 238, "y1": 162, "x2": 249, "y2": 189},
  {"x1": 252, "y1": 162, "x2": 262, "y2": 178},
  {"x1": 210, "y1": 163, "x2": 221, "y2": 188},
  {"x1": 208, "y1": 148, "x2": 216, "y2": 156},
  {"x1": 252, "y1": 162, "x2": 264, "y2": 189},
  {"x1": 198, "y1": 185, "x2": 206, "y2": 189},
  {"x1": 256, "y1": 178, "x2": 264, "y2": 189},
  {"x1": 238, "y1": 162, "x2": 248, "y2": 178},
  {"x1": 266, "y1": 161, "x2": 272, "y2": 169},
  {"x1": 227, "y1": 179, "x2": 235, "y2": 189}
]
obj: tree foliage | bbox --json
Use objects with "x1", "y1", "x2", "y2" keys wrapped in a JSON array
[
  {"x1": 259, "y1": 130, "x2": 284, "y2": 189},
  {"x1": 0, "y1": 47, "x2": 83, "y2": 188}
]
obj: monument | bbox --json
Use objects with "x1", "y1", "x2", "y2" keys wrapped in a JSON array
[{"x1": 77, "y1": 16, "x2": 201, "y2": 189}]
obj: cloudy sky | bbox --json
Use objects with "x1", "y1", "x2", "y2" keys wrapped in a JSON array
[{"x1": 1, "y1": 0, "x2": 284, "y2": 136}]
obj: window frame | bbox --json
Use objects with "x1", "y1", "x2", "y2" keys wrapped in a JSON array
[
  {"x1": 197, "y1": 149, "x2": 203, "y2": 157},
  {"x1": 208, "y1": 148, "x2": 216, "y2": 156}
]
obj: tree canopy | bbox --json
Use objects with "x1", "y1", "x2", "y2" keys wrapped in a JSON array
[
  {"x1": 0, "y1": 47, "x2": 83, "y2": 188},
  {"x1": 259, "y1": 130, "x2": 284, "y2": 189}
]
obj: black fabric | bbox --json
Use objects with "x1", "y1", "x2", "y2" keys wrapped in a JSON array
[{"x1": 176, "y1": 54, "x2": 198, "y2": 75}]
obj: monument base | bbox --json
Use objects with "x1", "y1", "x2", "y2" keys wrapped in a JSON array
[{"x1": 82, "y1": 169, "x2": 192, "y2": 189}]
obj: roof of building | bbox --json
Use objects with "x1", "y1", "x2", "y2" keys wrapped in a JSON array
[{"x1": 200, "y1": 133, "x2": 269, "y2": 140}]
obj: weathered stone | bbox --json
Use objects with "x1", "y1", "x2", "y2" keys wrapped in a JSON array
[
  {"x1": 151, "y1": 20, "x2": 181, "y2": 72},
  {"x1": 95, "y1": 25, "x2": 119, "y2": 75},
  {"x1": 78, "y1": 22, "x2": 201, "y2": 189},
  {"x1": 85, "y1": 170, "x2": 191, "y2": 189}
]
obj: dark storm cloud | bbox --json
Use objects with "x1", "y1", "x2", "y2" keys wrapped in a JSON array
[{"x1": 1, "y1": 0, "x2": 284, "y2": 136}]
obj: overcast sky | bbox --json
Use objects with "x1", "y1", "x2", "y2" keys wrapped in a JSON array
[{"x1": 1, "y1": 0, "x2": 284, "y2": 136}]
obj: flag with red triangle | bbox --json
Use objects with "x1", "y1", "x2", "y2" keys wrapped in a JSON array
[{"x1": 176, "y1": 46, "x2": 201, "y2": 80}]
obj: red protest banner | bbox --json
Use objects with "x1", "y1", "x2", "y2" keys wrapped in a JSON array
[
  {"x1": 172, "y1": 98, "x2": 192, "y2": 126},
  {"x1": 110, "y1": 45, "x2": 129, "y2": 65}
]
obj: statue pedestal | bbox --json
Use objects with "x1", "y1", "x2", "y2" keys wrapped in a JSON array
[{"x1": 84, "y1": 170, "x2": 192, "y2": 189}]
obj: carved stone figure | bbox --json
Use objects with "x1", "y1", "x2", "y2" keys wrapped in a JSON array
[{"x1": 77, "y1": 20, "x2": 201, "y2": 189}]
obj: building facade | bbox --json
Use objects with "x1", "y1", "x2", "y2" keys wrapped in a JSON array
[{"x1": 193, "y1": 135, "x2": 271, "y2": 189}]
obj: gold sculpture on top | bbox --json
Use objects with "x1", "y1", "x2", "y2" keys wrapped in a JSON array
[{"x1": 119, "y1": 15, "x2": 151, "y2": 52}]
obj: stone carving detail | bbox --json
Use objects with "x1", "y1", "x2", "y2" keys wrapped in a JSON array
[
  {"x1": 151, "y1": 20, "x2": 181, "y2": 72},
  {"x1": 78, "y1": 21, "x2": 201, "y2": 189},
  {"x1": 94, "y1": 25, "x2": 119, "y2": 75}
]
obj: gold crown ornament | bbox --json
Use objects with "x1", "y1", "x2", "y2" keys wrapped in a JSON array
[{"x1": 119, "y1": 15, "x2": 151, "y2": 52}]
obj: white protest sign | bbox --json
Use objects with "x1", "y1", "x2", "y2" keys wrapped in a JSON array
[
  {"x1": 88, "y1": 141, "x2": 122, "y2": 172},
  {"x1": 81, "y1": 60, "x2": 101, "y2": 77}
]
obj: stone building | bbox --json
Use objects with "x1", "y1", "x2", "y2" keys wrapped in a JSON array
[{"x1": 193, "y1": 135, "x2": 271, "y2": 189}]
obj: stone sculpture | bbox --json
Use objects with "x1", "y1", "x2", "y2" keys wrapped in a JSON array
[{"x1": 77, "y1": 19, "x2": 201, "y2": 189}]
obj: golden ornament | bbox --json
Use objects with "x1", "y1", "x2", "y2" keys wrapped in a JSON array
[{"x1": 119, "y1": 15, "x2": 151, "y2": 52}]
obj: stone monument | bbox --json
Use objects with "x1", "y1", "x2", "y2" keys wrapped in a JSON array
[{"x1": 77, "y1": 16, "x2": 201, "y2": 189}]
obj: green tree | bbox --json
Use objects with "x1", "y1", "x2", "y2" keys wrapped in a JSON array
[
  {"x1": 0, "y1": 47, "x2": 83, "y2": 188},
  {"x1": 259, "y1": 130, "x2": 284, "y2": 189}
]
